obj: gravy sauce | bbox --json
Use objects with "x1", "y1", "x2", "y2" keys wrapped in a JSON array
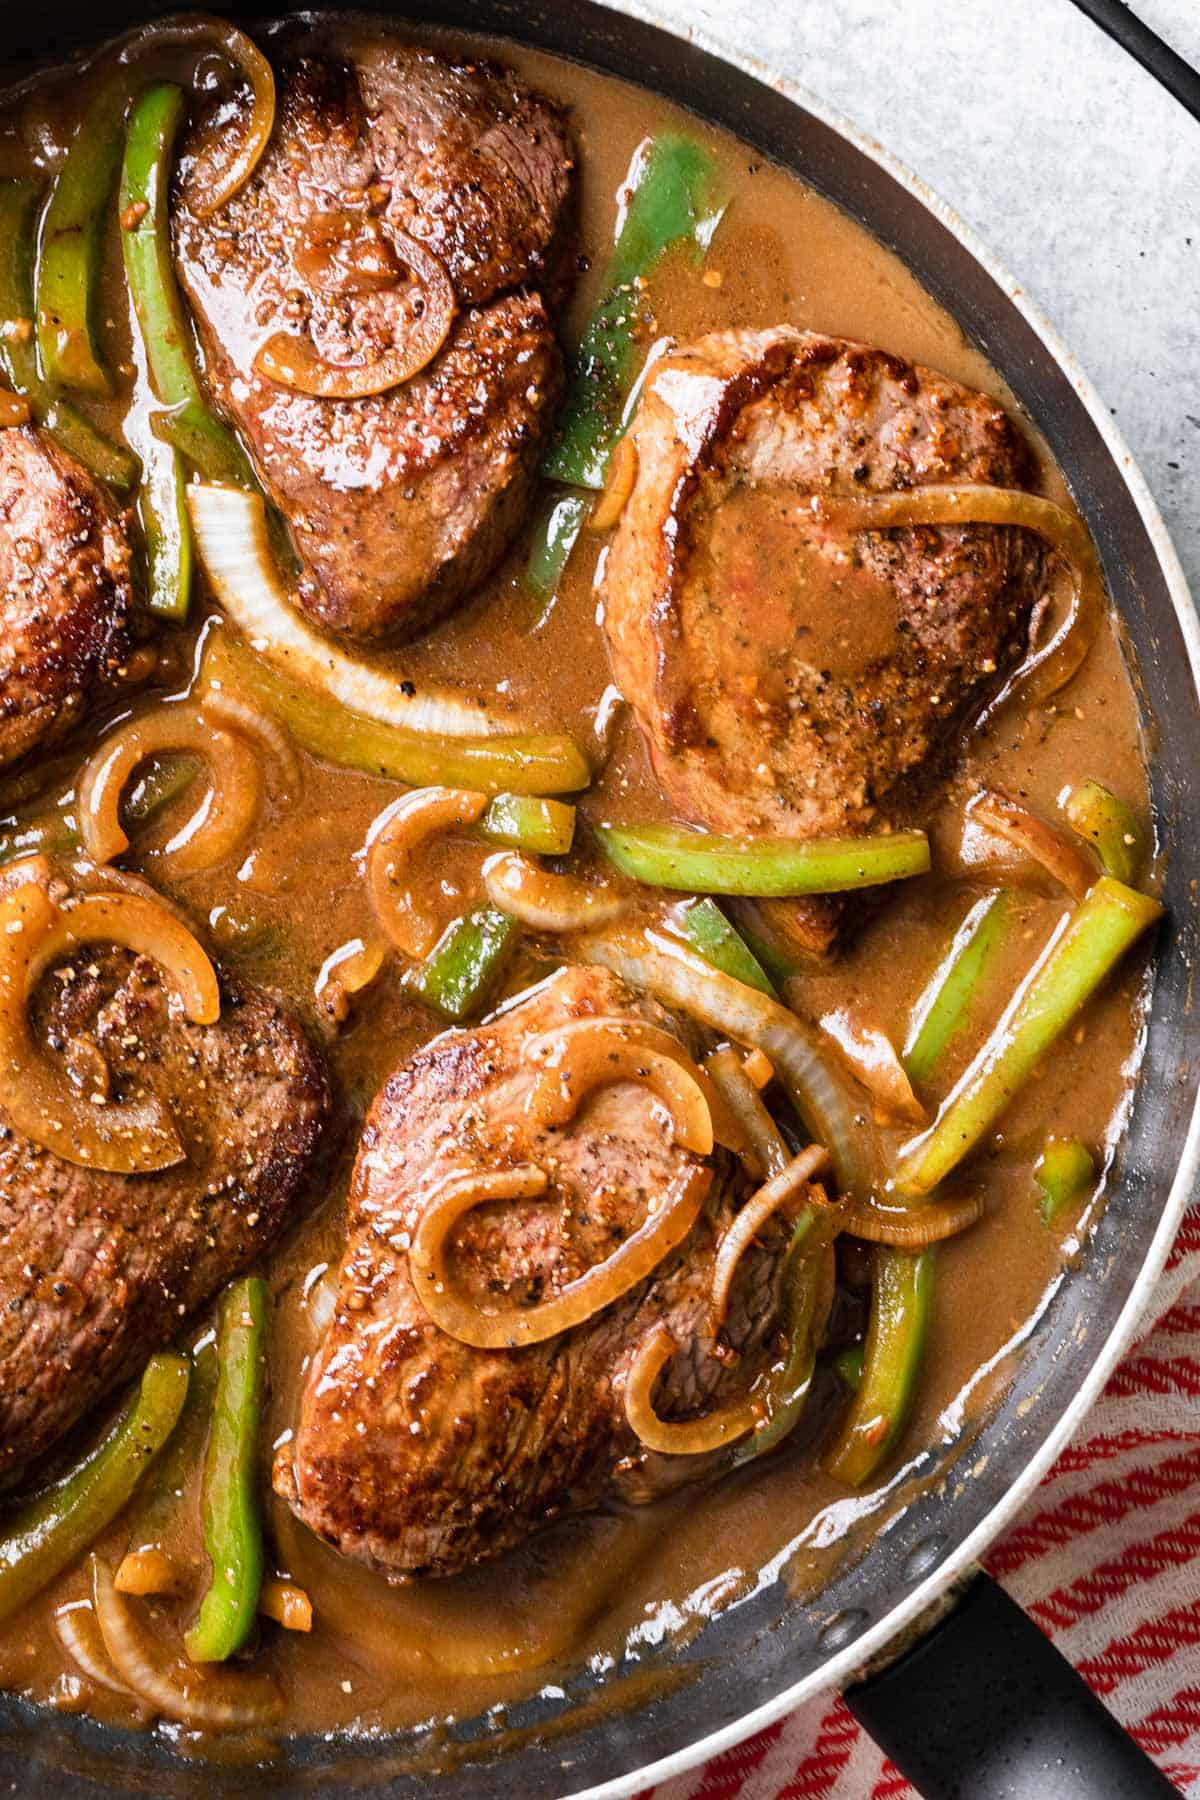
[{"x1": 0, "y1": 15, "x2": 1153, "y2": 1749}]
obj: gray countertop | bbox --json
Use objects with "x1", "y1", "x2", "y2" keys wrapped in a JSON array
[{"x1": 619, "y1": 0, "x2": 1200, "y2": 603}]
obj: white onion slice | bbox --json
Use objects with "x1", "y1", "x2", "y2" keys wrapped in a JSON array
[
  {"x1": 188, "y1": 484, "x2": 501, "y2": 738},
  {"x1": 576, "y1": 922, "x2": 879, "y2": 1199}
]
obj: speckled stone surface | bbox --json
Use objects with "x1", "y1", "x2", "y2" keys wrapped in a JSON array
[{"x1": 612, "y1": 0, "x2": 1200, "y2": 604}]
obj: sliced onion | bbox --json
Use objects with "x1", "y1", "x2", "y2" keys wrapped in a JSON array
[
  {"x1": 528, "y1": 1014, "x2": 746, "y2": 1160},
  {"x1": 806, "y1": 485, "x2": 1103, "y2": 721},
  {"x1": 818, "y1": 1008, "x2": 927, "y2": 1126},
  {"x1": 56, "y1": 1601, "x2": 147, "y2": 1708},
  {"x1": 367, "y1": 788, "x2": 486, "y2": 958},
  {"x1": 576, "y1": 922, "x2": 878, "y2": 1199},
  {"x1": 969, "y1": 789, "x2": 1096, "y2": 901},
  {"x1": 624, "y1": 1324, "x2": 761, "y2": 1455},
  {"x1": 710, "y1": 1144, "x2": 831, "y2": 1330},
  {"x1": 704, "y1": 1045, "x2": 790, "y2": 1179},
  {"x1": 410, "y1": 1162, "x2": 710, "y2": 1350},
  {"x1": 525, "y1": 1016, "x2": 713, "y2": 1156},
  {"x1": 188, "y1": 484, "x2": 503, "y2": 737},
  {"x1": 314, "y1": 935, "x2": 386, "y2": 1019},
  {"x1": 120, "y1": 14, "x2": 275, "y2": 217},
  {"x1": 258, "y1": 1578, "x2": 312, "y2": 1633},
  {"x1": 91, "y1": 1555, "x2": 281, "y2": 1730},
  {"x1": 78, "y1": 703, "x2": 261, "y2": 876},
  {"x1": 114, "y1": 1547, "x2": 182, "y2": 1597},
  {"x1": 199, "y1": 686, "x2": 300, "y2": 799},
  {"x1": 255, "y1": 233, "x2": 456, "y2": 397},
  {"x1": 840, "y1": 1192, "x2": 984, "y2": 1248},
  {"x1": 589, "y1": 435, "x2": 639, "y2": 532},
  {"x1": 0, "y1": 874, "x2": 219, "y2": 1172},
  {"x1": 483, "y1": 851, "x2": 627, "y2": 933}
]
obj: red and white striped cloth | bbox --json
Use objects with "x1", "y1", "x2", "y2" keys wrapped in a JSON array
[{"x1": 645, "y1": 1202, "x2": 1200, "y2": 1800}]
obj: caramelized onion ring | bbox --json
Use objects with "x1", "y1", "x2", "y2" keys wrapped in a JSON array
[
  {"x1": 970, "y1": 789, "x2": 1096, "y2": 901},
  {"x1": 529, "y1": 1014, "x2": 745, "y2": 1159},
  {"x1": 577, "y1": 922, "x2": 878, "y2": 1200},
  {"x1": 119, "y1": 13, "x2": 275, "y2": 217},
  {"x1": 589, "y1": 435, "x2": 639, "y2": 532},
  {"x1": 807, "y1": 484, "x2": 1103, "y2": 720},
  {"x1": 0, "y1": 871, "x2": 219, "y2": 1172},
  {"x1": 526, "y1": 1018, "x2": 713, "y2": 1157},
  {"x1": 91, "y1": 1555, "x2": 282, "y2": 1729},
  {"x1": 57, "y1": 1602, "x2": 143, "y2": 1701},
  {"x1": 818, "y1": 1008, "x2": 927, "y2": 1127},
  {"x1": 78, "y1": 704, "x2": 262, "y2": 876},
  {"x1": 840, "y1": 1192, "x2": 984, "y2": 1248},
  {"x1": 255, "y1": 232, "x2": 457, "y2": 397},
  {"x1": 410, "y1": 1161, "x2": 710, "y2": 1350},
  {"x1": 483, "y1": 851, "x2": 627, "y2": 933},
  {"x1": 710, "y1": 1144, "x2": 831, "y2": 1331},
  {"x1": 704, "y1": 1045, "x2": 790, "y2": 1179},
  {"x1": 624, "y1": 1324, "x2": 762, "y2": 1456},
  {"x1": 367, "y1": 787, "x2": 487, "y2": 958},
  {"x1": 199, "y1": 686, "x2": 300, "y2": 798}
]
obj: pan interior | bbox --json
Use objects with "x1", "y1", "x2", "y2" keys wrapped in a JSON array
[{"x1": 0, "y1": 3, "x2": 1197, "y2": 1795}]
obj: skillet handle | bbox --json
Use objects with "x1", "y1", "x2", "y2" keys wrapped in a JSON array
[{"x1": 845, "y1": 1570, "x2": 1177, "y2": 1798}]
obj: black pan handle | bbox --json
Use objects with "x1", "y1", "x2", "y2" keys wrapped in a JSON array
[{"x1": 845, "y1": 1570, "x2": 1178, "y2": 1798}]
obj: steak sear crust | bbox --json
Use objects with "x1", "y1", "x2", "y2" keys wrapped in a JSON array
[
  {"x1": 0, "y1": 945, "x2": 328, "y2": 1485},
  {"x1": 601, "y1": 328, "x2": 1050, "y2": 951},
  {"x1": 174, "y1": 39, "x2": 574, "y2": 640},
  {"x1": 281, "y1": 966, "x2": 797, "y2": 1579},
  {"x1": 0, "y1": 427, "x2": 136, "y2": 772}
]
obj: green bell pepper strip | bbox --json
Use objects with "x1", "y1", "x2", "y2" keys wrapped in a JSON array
[
  {"x1": 121, "y1": 83, "x2": 256, "y2": 492},
  {"x1": 0, "y1": 181, "x2": 138, "y2": 490},
  {"x1": 672, "y1": 896, "x2": 778, "y2": 998},
  {"x1": 727, "y1": 900, "x2": 808, "y2": 986},
  {"x1": 0, "y1": 810, "x2": 77, "y2": 869},
  {"x1": 0, "y1": 755, "x2": 196, "y2": 870},
  {"x1": 545, "y1": 133, "x2": 723, "y2": 489},
  {"x1": 185, "y1": 1277, "x2": 268, "y2": 1664},
  {"x1": 902, "y1": 890, "x2": 1018, "y2": 1087},
  {"x1": 35, "y1": 78, "x2": 127, "y2": 396},
  {"x1": 0, "y1": 1352, "x2": 189, "y2": 1623},
  {"x1": 525, "y1": 490, "x2": 591, "y2": 604},
  {"x1": 830, "y1": 1344, "x2": 865, "y2": 1393},
  {"x1": 138, "y1": 433, "x2": 193, "y2": 620},
  {"x1": 480, "y1": 793, "x2": 576, "y2": 856},
  {"x1": 893, "y1": 876, "x2": 1162, "y2": 1201},
  {"x1": 408, "y1": 907, "x2": 520, "y2": 1022},
  {"x1": 1062, "y1": 780, "x2": 1143, "y2": 884},
  {"x1": 825, "y1": 1247, "x2": 934, "y2": 1487},
  {"x1": 1035, "y1": 1137, "x2": 1096, "y2": 1225},
  {"x1": 201, "y1": 629, "x2": 590, "y2": 797},
  {"x1": 598, "y1": 822, "x2": 931, "y2": 897},
  {"x1": 736, "y1": 1215, "x2": 832, "y2": 1465}
]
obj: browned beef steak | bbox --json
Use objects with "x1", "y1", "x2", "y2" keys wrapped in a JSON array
[
  {"x1": 0, "y1": 938, "x2": 328, "y2": 1484},
  {"x1": 0, "y1": 427, "x2": 135, "y2": 771},
  {"x1": 175, "y1": 38, "x2": 574, "y2": 640},
  {"x1": 280, "y1": 966, "x2": 798, "y2": 1580},
  {"x1": 600, "y1": 328, "x2": 1048, "y2": 952}
]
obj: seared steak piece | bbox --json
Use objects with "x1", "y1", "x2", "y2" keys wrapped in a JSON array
[
  {"x1": 281, "y1": 966, "x2": 796, "y2": 1580},
  {"x1": 0, "y1": 937, "x2": 328, "y2": 1484},
  {"x1": 601, "y1": 328, "x2": 1048, "y2": 952},
  {"x1": 0, "y1": 427, "x2": 135, "y2": 771},
  {"x1": 175, "y1": 39, "x2": 573, "y2": 640}
]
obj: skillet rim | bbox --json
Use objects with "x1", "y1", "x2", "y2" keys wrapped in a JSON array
[{"x1": 0, "y1": 3, "x2": 1195, "y2": 1794}]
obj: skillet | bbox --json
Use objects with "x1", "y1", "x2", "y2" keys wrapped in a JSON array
[{"x1": 0, "y1": 1, "x2": 1197, "y2": 1794}]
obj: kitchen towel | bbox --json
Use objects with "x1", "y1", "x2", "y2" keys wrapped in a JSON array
[{"x1": 646, "y1": 1200, "x2": 1200, "y2": 1799}]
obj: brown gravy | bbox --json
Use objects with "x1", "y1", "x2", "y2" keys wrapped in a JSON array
[{"x1": 0, "y1": 14, "x2": 1153, "y2": 1749}]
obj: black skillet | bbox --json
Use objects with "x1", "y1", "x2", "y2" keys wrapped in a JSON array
[{"x1": 0, "y1": 3, "x2": 1198, "y2": 1796}]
